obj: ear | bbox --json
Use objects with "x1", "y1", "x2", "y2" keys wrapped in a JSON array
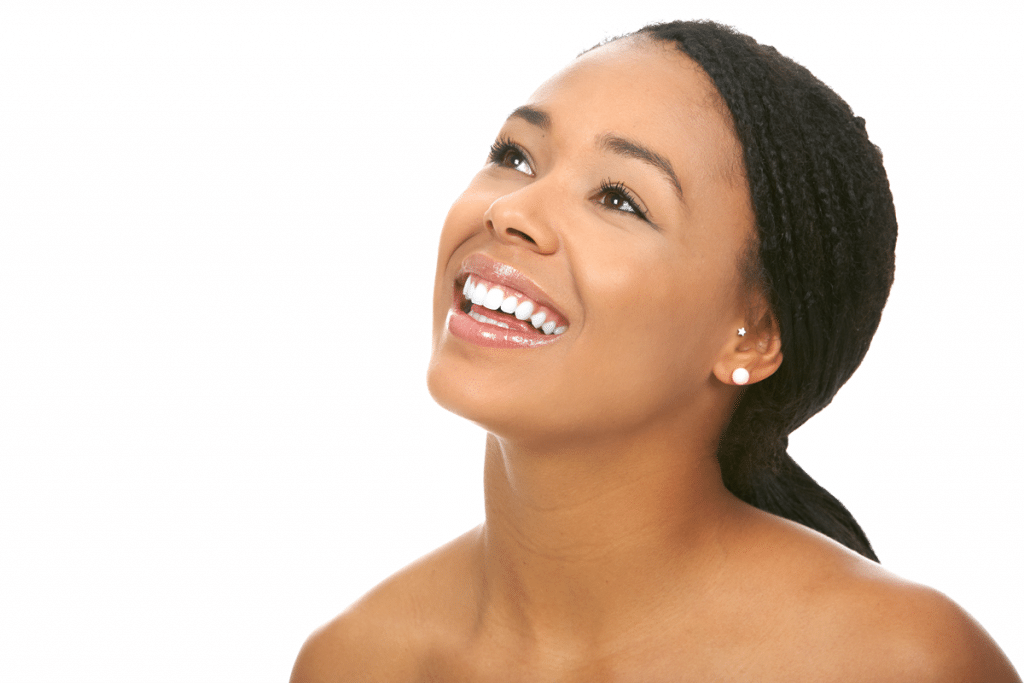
[{"x1": 712, "y1": 314, "x2": 783, "y2": 386}]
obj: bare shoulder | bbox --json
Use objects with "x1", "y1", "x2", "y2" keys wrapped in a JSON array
[
  {"x1": 747, "y1": 512, "x2": 1021, "y2": 683},
  {"x1": 289, "y1": 527, "x2": 481, "y2": 683},
  {"x1": 831, "y1": 565, "x2": 1020, "y2": 682}
]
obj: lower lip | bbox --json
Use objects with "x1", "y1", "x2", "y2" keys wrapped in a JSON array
[{"x1": 447, "y1": 303, "x2": 564, "y2": 350}]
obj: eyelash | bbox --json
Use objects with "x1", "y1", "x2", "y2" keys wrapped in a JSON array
[
  {"x1": 487, "y1": 136, "x2": 651, "y2": 223},
  {"x1": 487, "y1": 136, "x2": 531, "y2": 173},
  {"x1": 595, "y1": 179, "x2": 650, "y2": 222}
]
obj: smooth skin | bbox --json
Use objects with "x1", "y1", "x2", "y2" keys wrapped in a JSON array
[{"x1": 292, "y1": 38, "x2": 1020, "y2": 682}]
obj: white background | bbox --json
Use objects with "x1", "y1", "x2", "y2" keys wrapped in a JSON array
[{"x1": 1, "y1": 0, "x2": 1020, "y2": 679}]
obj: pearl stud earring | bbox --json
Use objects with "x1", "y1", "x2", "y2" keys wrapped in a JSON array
[{"x1": 732, "y1": 368, "x2": 750, "y2": 385}]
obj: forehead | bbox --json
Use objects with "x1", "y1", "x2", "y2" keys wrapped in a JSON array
[{"x1": 524, "y1": 38, "x2": 743, "y2": 184}]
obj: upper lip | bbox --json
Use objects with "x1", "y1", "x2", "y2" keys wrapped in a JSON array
[{"x1": 456, "y1": 253, "x2": 567, "y2": 319}]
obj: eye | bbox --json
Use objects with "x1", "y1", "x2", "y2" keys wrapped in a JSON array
[
  {"x1": 488, "y1": 136, "x2": 534, "y2": 176},
  {"x1": 595, "y1": 180, "x2": 650, "y2": 222}
]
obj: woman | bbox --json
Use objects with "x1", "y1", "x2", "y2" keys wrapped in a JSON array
[{"x1": 292, "y1": 21, "x2": 1019, "y2": 681}]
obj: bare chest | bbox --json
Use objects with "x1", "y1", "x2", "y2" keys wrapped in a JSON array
[{"x1": 409, "y1": 622, "x2": 862, "y2": 683}]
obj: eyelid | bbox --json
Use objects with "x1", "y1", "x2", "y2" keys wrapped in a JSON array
[
  {"x1": 596, "y1": 178, "x2": 653, "y2": 224},
  {"x1": 488, "y1": 135, "x2": 535, "y2": 176}
]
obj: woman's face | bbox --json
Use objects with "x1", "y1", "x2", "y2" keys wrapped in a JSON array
[{"x1": 428, "y1": 38, "x2": 756, "y2": 446}]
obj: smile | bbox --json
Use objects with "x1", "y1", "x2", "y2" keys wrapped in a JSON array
[
  {"x1": 461, "y1": 275, "x2": 568, "y2": 336},
  {"x1": 446, "y1": 255, "x2": 570, "y2": 349}
]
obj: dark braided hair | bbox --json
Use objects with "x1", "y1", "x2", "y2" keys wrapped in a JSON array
[{"x1": 635, "y1": 21, "x2": 898, "y2": 561}]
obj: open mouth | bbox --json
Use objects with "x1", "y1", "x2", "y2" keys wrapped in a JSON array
[{"x1": 457, "y1": 274, "x2": 569, "y2": 336}]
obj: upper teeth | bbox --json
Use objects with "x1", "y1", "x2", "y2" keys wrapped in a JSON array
[{"x1": 462, "y1": 275, "x2": 567, "y2": 335}]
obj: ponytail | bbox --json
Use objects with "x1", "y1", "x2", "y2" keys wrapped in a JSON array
[{"x1": 723, "y1": 440, "x2": 878, "y2": 561}]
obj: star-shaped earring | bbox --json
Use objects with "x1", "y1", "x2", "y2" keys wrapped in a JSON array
[{"x1": 737, "y1": 327, "x2": 746, "y2": 336}]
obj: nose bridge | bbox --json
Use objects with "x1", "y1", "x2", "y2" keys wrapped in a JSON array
[{"x1": 485, "y1": 176, "x2": 561, "y2": 253}]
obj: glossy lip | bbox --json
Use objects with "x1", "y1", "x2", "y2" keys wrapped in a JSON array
[
  {"x1": 455, "y1": 253, "x2": 569, "y2": 323},
  {"x1": 447, "y1": 306, "x2": 564, "y2": 349},
  {"x1": 446, "y1": 253, "x2": 570, "y2": 349}
]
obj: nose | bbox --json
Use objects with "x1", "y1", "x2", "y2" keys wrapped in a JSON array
[{"x1": 483, "y1": 185, "x2": 560, "y2": 254}]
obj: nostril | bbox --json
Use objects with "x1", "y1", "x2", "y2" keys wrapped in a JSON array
[{"x1": 506, "y1": 228, "x2": 536, "y2": 245}]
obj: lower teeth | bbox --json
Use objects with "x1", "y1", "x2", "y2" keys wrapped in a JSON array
[
  {"x1": 461, "y1": 296, "x2": 565, "y2": 335},
  {"x1": 468, "y1": 310, "x2": 510, "y2": 328}
]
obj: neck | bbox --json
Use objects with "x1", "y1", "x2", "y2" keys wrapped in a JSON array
[{"x1": 474, "y1": 423, "x2": 746, "y2": 648}]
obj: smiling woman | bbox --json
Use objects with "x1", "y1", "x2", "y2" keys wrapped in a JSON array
[{"x1": 291, "y1": 20, "x2": 1020, "y2": 682}]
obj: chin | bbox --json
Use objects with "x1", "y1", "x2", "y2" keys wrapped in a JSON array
[
  {"x1": 427, "y1": 345, "x2": 512, "y2": 432},
  {"x1": 427, "y1": 347, "x2": 551, "y2": 442},
  {"x1": 426, "y1": 349, "x2": 640, "y2": 449}
]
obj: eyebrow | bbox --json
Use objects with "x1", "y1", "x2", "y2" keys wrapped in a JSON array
[
  {"x1": 507, "y1": 105, "x2": 551, "y2": 130},
  {"x1": 599, "y1": 134, "x2": 683, "y2": 200},
  {"x1": 506, "y1": 105, "x2": 683, "y2": 200}
]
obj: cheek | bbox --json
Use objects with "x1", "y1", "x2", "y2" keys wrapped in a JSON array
[
  {"x1": 584, "y1": 243, "x2": 724, "y2": 352},
  {"x1": 566, "y1": 252, "x2": 737, "y2": 416},
  {"x1": 432, "y1": 194, "x2": 481, "y2": 324}
]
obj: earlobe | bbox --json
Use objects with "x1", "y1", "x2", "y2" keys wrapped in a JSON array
[{"x1": 713, "y1": 322, "x2": 783, "y2": 386}]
